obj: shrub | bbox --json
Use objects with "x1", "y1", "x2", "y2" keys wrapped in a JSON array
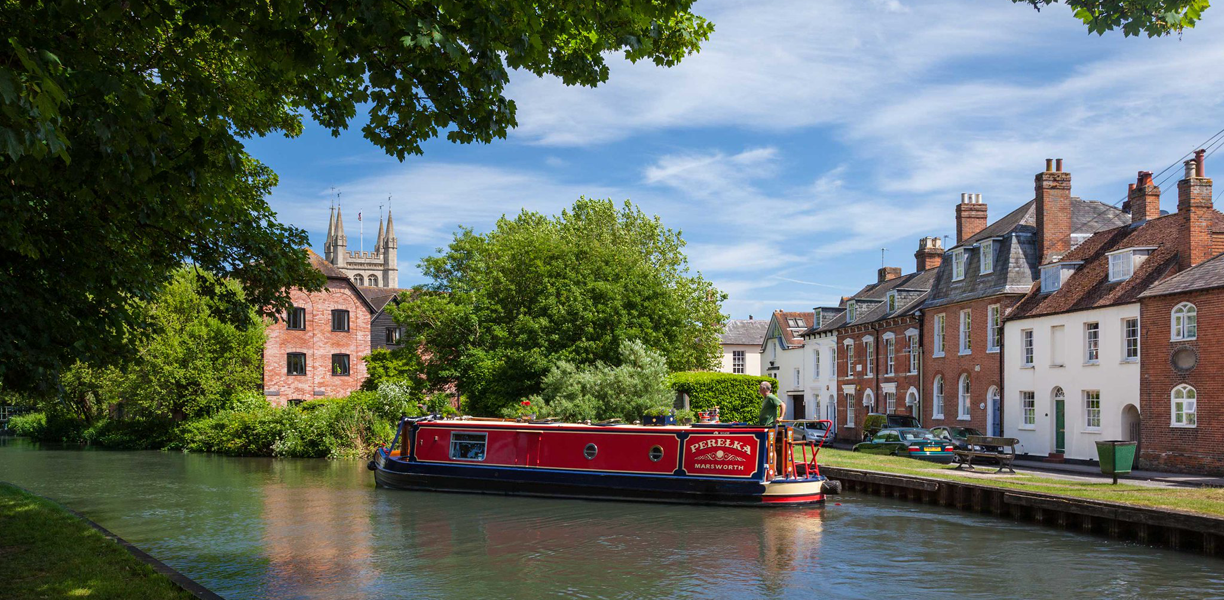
[
  {"x1": 81, "y1": 419, "x2": 177, "y2": 449},
  {"x1": 668, "y1": 372, "x2": 779, "y2": 424},
  {"x1": 517, "y1": 339, "x2": 673, "y2": 422},
  {"x1": 8, "y1": 412, "x2": 46, "y2": 438}
]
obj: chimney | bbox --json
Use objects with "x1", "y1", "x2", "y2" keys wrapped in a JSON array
[
  {"x1": 1036, "y1": 158, "x2": 1072, "y2": 264},
  {"x1": 955, "y1": 193, "x2": 988, "y2": 243},
  {"x1": 1178, "y1": 150, "x2": 1214, "y2": 270},
  {"x1": 1128, "y1": 171, "x2": 1160, "y2": 223},
  {"x1": 877, "y1": 266, "x2": 902, "y2": 283},
  {"x1": 915, "y1": 236, "x2": 944, "y2": 271}
]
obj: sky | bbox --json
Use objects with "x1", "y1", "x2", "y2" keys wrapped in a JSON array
[{"x1": 244, "y1": 0, "x2": 1224, "y2": 319}]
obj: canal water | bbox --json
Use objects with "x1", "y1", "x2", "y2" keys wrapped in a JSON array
[{"x1": 2, "y1": 438, "x2": 1223, "y2": 600}]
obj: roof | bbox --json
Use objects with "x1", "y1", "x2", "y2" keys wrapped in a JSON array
[
  {"x1": 305, "y1": 249, "x2": 376, "y2": 313},
  {"x1": 924, "y1": 198, "x2": 1130, "y2": 309},
  {"x1": 357, "y1": 286, "x2": 413, "y2": 312},
  {"x1": 1140, "y1": 243, "x2": 1224, "y2": 299},
  {"x1": 808, "y1": 269, "x2": 937, "y2": 335},
  {"x1": 764, "y1": 311, "x2": 815, "y2": 349},
  {"x1": 720, "y1": 319, "x2": 770, "y2": 346}
]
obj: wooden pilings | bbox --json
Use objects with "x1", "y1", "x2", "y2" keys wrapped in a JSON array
[{"x1": 822, "y1": 466, "x2": 1224, "y2": 558}]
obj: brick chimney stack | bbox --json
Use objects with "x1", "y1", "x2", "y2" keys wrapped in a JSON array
[
  {"x1": 1036, "y1": 158, "x2": 1072, "y2": 264},
  {"x1": 1128, "y1": 170, "x2": 1161, "y2": 223},
  {"x1": 955, "y1": 193, "x2": 988, "y2": 243},
  {"x1": 915, "y1": 236, "x2": 944, "y2": 272},
  {"x1": 878, "y1": 266, "x2": 902, "y2": 283},
  {"x1": 1178, "y1": 150, "x2": 1214, "y2": 270}
]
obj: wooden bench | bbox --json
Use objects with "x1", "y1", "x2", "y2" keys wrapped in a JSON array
[{"x1": 953, "y1": 435, "x2": 1018, "y2": 474}]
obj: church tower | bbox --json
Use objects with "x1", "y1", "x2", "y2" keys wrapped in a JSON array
[{"x1": 323, "y1": 205, "x2": 397, "y2": 288}]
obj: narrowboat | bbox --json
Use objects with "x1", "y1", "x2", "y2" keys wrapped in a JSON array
[{"x1": 369, "y1": 417, "x2": 840, "y2": 506}]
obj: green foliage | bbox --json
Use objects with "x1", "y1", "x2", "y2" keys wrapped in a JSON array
[
  {"x1": 1, "y1": 0, "x2": 711, "y2": 396},
  {"x1": 7, "y1": 412, "x2": 45, "y2": 438},
  {"x1": 393, "y1": 198, "x2": 727, "y2": 417},
  {"x1": 1014, "y1": 0, "x2": 1209, "y2": 36},
  {"x1": 514, "y1": 340, "x2": 674, "y2": 422},
  {"x1": 668, "y1": 372, "x2": 779, "y2": 424},
  {"x1": 361, "y1": 348, "x2": 428, "y2": 394}
]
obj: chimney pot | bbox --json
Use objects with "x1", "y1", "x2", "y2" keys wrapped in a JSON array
[
  {"x1": 955, "y1": 193, "x2": 988, "y2": 243},
  {"x1": 1128, "y1": 183, "x2": 1135, "y2": 192},
  {"x1": 1196, "y1": 148, "x2": 1206, "y2": 178},
  {"x1": 915, "y1": 236, "x2": 944, "y2": 272},
  {"x1": 1129, "y1": 170, "x2": 1161, "y2": 223},
  {"x1": 1185, "y1": 160, "x2": 1197, "y2": 180},
  {"x1": 1045, "y1": 158, "x2": 1054, "y2": 172},
  {"x1": 1056, "y1": 158, "x2": 1064, "y2": 172}
]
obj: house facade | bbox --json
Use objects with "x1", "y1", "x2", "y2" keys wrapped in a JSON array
[
  {"x1": 263, "y1": 250, "x2": 377, "y2": 406},
  {"x1": 923, "y1": 162, "x2": 1129, "y2": 437},
  {"x1": 1002, "y1": 169, "x2": 1197, "y2": 461},
  {"x1": 718, "y1": 318, "x2": 769, "y2": 376},
  {"x1": 802, "y1": 306, "x2": 847, "y2": 436},
  {"x1": 760, "y1": 311, "x2": 815, "y2": 419},
  {"x1": 1136, "y1": 157, "x2": 1224, "y2": 474}
]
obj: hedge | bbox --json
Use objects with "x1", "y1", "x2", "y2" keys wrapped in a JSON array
[{"x1": 668, "y1": 372, "x2": 779, "y2": 424}]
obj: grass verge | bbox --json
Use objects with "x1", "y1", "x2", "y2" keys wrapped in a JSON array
[
  {"x1": 0, "y1": 483, "x2": 195, "y2": 600},
  {"x1": 808, "y1": 448, "x2": 1224, "y2": 518}
]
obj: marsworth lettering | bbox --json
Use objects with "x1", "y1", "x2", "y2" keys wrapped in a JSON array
[{"x1": 689, "y1": 438, "x2": 750, "y2": 455}]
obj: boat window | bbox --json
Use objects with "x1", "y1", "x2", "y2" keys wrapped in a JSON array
[
  {"x1": 584, "y1": 443, "x2": 598, "y2": 460},
  {"x1": 649, "y1": 446, "x2": 664, "y2": 462},
  {"x1": 449, "y1": 432, "x2": 487, "y2": 461}
]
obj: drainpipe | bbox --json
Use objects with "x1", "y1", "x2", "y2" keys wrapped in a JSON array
[{"x1": 915, "y1": 309, "x2": 924, "y2": 428}]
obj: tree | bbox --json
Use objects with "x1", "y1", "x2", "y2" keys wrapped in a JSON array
[
  {"x1": 0, "y1": 1, "x2": 713, "y2": 394},
  {"x1": 390, "y1": 197, "x2": 726, "y2": 416},
  {"x1": 520, "y1": 339, "x2": 674, "y2": 423},
  {"x1": 1015, "y1": 0, "x2": 1209, "y2": 36}
]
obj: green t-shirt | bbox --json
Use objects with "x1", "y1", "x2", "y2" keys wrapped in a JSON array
[{"x1": 758, "y1": 393, "x2": 782, "y2": 427}]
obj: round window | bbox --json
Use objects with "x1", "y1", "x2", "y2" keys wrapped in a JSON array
[
  {"x1": 1171, "y1": 346, "x2": 1198, "y2": 373},
  {"x1": 584, "y1": 443, "x2": 598, "y2": 460},
  {"x1": 649, "y1": 445, "x2": 664, "y2": 462}
]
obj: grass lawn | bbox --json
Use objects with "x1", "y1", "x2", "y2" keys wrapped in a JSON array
[
  {"x1": 0, "y1": 483, "x2": 195, "y2": 600},
  {"x1": 804, "y1": 447, "x2": 1224, "y2": 518}
]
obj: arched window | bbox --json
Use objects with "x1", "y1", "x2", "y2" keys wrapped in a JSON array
[
  {"x1": 1172, "y1": 384, "x2": 1197, "y2": 427},
  {"x1": 368, "y1": 274, "x2": 378, "y2": 287},
  {"x1": 354, "y1": 274, "x2": 365, "y2": 285},
  {"x1": 1172, "y1": 303, "x2": 1197, "y2": 340},
  {"x1": 933, "y1": 376, "x2": 945, "y2": 418},
  {"x1": 863, "y1": 389, "x2": 875, "y2": 411},
  {"x1": 906, "y1": 387, "x2": 919, "y2": 407},
  {"x1": 958, "y1": 374, "x2": 971, "y2": 419}
]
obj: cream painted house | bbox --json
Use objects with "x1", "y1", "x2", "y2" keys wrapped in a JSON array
[
  {"x1": 801, "y1": 307, "x2": 846, "y2": 435},
  {"x1": 760, "y1": 311, "x2": 815, "y2": 419},
  {"x1": 718, "y1": 318, "x2": 768, "y2": 376}
]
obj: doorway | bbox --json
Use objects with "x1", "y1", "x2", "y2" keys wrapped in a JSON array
[
  {"x1": 987, "y1": 386, "x2": 1002, "y2": 437},
  {"x1": 1122, "y1": 404, "x2": 1141, "y2": 453},
  {"x1": 826, "y1": 395, "x2": 837, "y2": 436},
  {"x1": 1053, "y1": 387, "x2": 1066, "y2": 454},
  {"x1": 790, "y1": 395, "x2": 806, "y2": 420}
]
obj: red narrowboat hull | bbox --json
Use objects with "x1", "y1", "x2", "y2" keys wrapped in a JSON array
[{"x1": 371, "y1": 419, "x2": 833, "y2": 507}]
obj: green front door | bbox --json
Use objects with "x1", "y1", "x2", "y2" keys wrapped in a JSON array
[{"x1": 1055, "y1": 399, "x2": 1066, "y2": 454}]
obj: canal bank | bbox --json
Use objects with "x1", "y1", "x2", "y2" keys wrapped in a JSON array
[{"x1": 0, "y1": 482, "x2": 219, "y2": 599}]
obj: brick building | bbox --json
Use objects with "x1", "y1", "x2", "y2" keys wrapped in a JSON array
[
  {"x1": 923, "y1": 162, "x2": 1129, "y2": 435},
  {"x1": 1136, "y1": 156, "x2": 1224, "y2": 474},
  {"x1": 263, "y1": 250, "x2": 379, "y2": 406},
  {"x1": 811, "y1": 238, "x2": 940, "y2": 442}
]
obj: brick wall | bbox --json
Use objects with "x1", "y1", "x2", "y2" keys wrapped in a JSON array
[
  {"x1": 834, "y1": 316, "x2": 923, "y2": 442},
  {"x1": 1139, "y1": 289, "x2": 1224, "y2": 474},
  {"x1": 924, "y1": 295, "x2": 1016, "y2": 433},
  {"x1": 263, "y1": 279, "x2": 371, "y2": 406}
]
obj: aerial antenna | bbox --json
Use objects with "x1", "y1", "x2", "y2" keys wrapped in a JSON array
[{"x1": 880, "y1": 247, "x2": 888, "y2": 268}]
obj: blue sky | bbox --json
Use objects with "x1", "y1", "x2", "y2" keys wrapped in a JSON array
[{"x1": 244, "y1": 0, "x2": 1224, "y2": 319}]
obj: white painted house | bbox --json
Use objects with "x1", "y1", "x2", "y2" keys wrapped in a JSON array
[
  {"x1": 760, "y1": 310, "x2": 815, "y2": 420},
  {"x1": 717, "y1": 318, "x2": 769, "y2": 376},
  {"x1": 1002, "y1": 179, "x2": 1181, "y2": 462},
  {"x1": 801, "y1": 306, "x2": 846, "y2": 436}
]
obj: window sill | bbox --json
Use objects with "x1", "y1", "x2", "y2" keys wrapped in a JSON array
[
  {"x1": 287, "y1": 373, "x2": 306, "y2": 377},
  {"x1": 933, "y1": 353, "x2": 945, "y2": 359},
  {"x1": 1120, "y1": 359, "x2": 1138, "y2": 364},
  {"x1": 957, "y1": 416, "x2": 972, "y2": 421},
  {"x1": 1018, "y1": 425, "x2": 1036, "y2": 431},
  {"x1": 959, "y1": 350, "x2": 972, "y2": 356},
  {"x1": 1020, "y1": 365, "x2": 1034, "y2": 369},
  {"x1": 287, "y1": 327, "x2": 306, "y2": 332},
  {"x1": 1083, "y1": 361, "x2": 1099, "y2": 367},
  {"x1": 332, "y1": 374, "x2": 351, "y2": 377},
  {"x1": 1050, "y1": 364, "x2": 1065, "y2": 368},
  {"x1": 987, "y1": 348, "x2": 1000, "y2": 354},
  {"x1": 1171, "y1": 423, "x2": 1197, "y2": 429},
  {"x1": 1171, "y1": 337, "x2": 1197, "y2": 342},
  {"x1": 1081, "y1": 429, "x2": 1102, "y2": 434}
]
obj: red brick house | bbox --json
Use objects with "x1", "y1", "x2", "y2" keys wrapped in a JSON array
[
  {"x1": 814, "y1": 238, "x2": 941, "y2": 442},
  {"x1": 1136, "y1": 157, "x2": 1224, "y2": 474},
  {"x1": 922, "y1": 161, "x2": 1129, "y2": 435},
  {"x1": 262, "y1": 250, "x2": 378, "y2": 406}
]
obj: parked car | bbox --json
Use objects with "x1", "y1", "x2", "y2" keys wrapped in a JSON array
[
  {"x1": 852, "y1": 428, "x2": 956, "y2": 463},
  {"x1": 928, "y1": 426, "x2": 984, "y2": 451},
  {"x1": 862, "y1": 413, "x2": 922, "y2": 441},
  {"x1": 791, "y1": 420, "x2": 831, "y2": 442}
]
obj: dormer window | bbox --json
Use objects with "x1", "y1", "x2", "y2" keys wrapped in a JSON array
[
  {"x1": 1040, "y1": 262, "x2": 1082, "y2": 294},
  {"x1": 847, "y1": 301, "x2": 857, "y2": 322},
  {"x1": 814, "y1": 312, "x2": 822, "y2": 328},
  {"x1": 1107, "y1": 247, "x2": 1156, "y2": 283},
  {"x1": 952, "y1": 249, "x2": 966, "y2": 281},
  {"x1": 980, "y1": 240, "x2": 994, "y2": 274},
  {"x1": 887, "y1": 291, "x2": 897, "y2": 313}
]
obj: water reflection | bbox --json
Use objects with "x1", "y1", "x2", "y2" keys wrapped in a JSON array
[{"x1": 2, "y1": 438, "x2": 1224, "y2": 600}]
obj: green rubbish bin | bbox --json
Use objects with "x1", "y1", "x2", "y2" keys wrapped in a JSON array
[{"x1": 1095, "y1": 440, "x2": 1138, "y2": 484}]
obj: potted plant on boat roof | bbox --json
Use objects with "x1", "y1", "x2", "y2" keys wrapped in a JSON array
[
  {"x1": 514, "y1": 400, "x2": 536, "y2": 422},
  {"x1": 642, "y1": 406, "x2": 676, "y2": 426}
]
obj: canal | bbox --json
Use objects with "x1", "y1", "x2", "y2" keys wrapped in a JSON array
[{"x1": 2, "y1": 437, "x2": 1222, "y2": 599}]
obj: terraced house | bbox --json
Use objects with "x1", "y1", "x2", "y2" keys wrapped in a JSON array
[
  {"x1": 801, "y1": 305, "x2": 847, "y2": 438},
  {"x1": 1004, "y1": 158, "x2": 1224, "y2": 462},
  {"x1": 813, "y1": 238, "x2": 941, "y2": 442},
  {"x1": 923, "y1": 160, "x2": 1129, "y2": 437},
  {"x1": 760, "y1": 310, "x2": 815, "y2": 419}
]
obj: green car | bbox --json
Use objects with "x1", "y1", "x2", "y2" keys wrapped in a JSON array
[{"x1": 852, "y1": 428, "x2": 956, "y2": 463}]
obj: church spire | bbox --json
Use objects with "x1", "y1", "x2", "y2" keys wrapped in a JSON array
[
  {"x1": 384, "y1": 207, "x2": 396, "y2": 244},
  {"x1": 325, "y1": 204, "x2": 336, "y2": 259},
  {"x1": 374, "y1": 211, "x2": 385, "y2": 254}
]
